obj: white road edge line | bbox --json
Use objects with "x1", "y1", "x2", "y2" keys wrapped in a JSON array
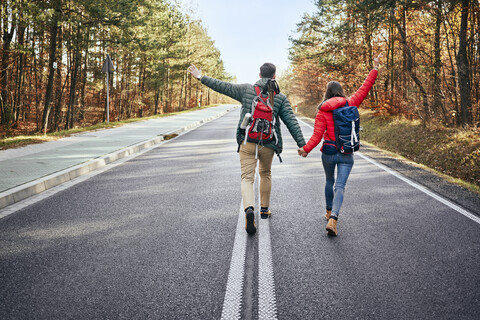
[
  {"x1": 356, "y1": 152, "x2": 480, "y2": 225},
  {"x1": 257, "y1": 168, "x2": 278, "y2": 320},
  {"x1": 298, "y1": 118, "x2": 480, "y2": 225},
  {"x1": 220, "y1": 203, "x2": 247, "y2": 320}
]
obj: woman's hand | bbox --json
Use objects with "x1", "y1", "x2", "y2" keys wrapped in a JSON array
[
  {"x1": 373, "y1": 53, "x2": 382, "y2": 69},
  {"x1": 297, "y1": 147, "x2": 308, "y2": 157},
  {"x1": 187, "y1": 64, "x2": 202, "y2": 80}
]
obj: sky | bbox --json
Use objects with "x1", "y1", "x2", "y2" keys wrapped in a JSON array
[{"x1": 178, "y1": 0, "x2": 318, "y2": 84}]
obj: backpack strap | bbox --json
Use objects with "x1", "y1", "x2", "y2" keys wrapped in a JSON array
[
  {"x1": 276, "y1": 150, "x2": 283, "y2": 163},
  {"x1": 254, "y1": 86, "x2": 269, "y2": 104}
]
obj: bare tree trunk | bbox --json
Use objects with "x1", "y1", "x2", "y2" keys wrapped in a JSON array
[
  {"x1": 32, "y1": 35, "x2": 41, "y2": 130},
  {"x1": 363, "y1": 13, "x2": 375, "y2": 102},
  {"x1": 456, "y1": 0, "x2": 472, "y2": 127},
  {"x1": 165, "y1": 67, "x2": 170, "y2": 112},
  {"x1": 66, "y1": 44, "x2": 80, "y2": 130},
  {"x1": 179, "y1": 72, "x2": 185, "y2": 111},
  {"x1": 125, "y1": 56, "x2": 131, "y2": 118},
  {"x1": 433, "y1": 0, "x2": 448, "y2": 123},
  {"x1": 42, "y1": 0, "x2": 61, "y2": 132},
  {"x1": 79, "y1": 44, "x2": 88, "y2": 124},
  {"x1": 475, "y1": 0, "x2": 480, "y2": 122},
  {"x1": 391, "y1": 7, "x2": 430, "y2": 122},
  {"x1": 14, "y1": 20, "x2": 26, "y2": 124},
  {"x1": 185, "y1": 71, "x2": 189, "y2": 108},
  {"x1": 154, "y1": 89, "x2": 160, "y2": 115},
  {"x1": 443, "y1": 6, "x2": 460, "y2": 125},
  {"x1": 53, "y1": 26, "x2": 63, "y2": 130},
  {"x1": 402, "y1": 9, "x2": 407, "y2": 99},
  {"x1": 1, "y1": 0, "x2": 16, "y2": 124}
]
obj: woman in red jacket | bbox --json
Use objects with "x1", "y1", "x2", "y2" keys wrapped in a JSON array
[{"x1": 298, "y1": 53, "x2": 382, "y2": 236}]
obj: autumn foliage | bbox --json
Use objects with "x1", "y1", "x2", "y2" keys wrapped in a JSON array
[
  {"x1": 285, "y1": 0, "x2": 480, "y2": 129},
  {"x1": 0, "y1": 0, "x2": 233, "y2": 137}
]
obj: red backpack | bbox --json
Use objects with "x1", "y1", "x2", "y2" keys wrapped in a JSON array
[{"x1": 246, "y1": 86, "x2": 276, "y2": 144}]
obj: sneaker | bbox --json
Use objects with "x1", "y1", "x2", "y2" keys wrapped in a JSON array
[
  {"x1": 245, "y1": 208, "x2": 256, "y2": 235},
  {"x1": 326, "y1": 218, "x2": 337, "y2": 236},
  {"x1": 260, "y1": 209, "x2": 271, "y2": 219},
  {"x1": 325, "y1": 209, "x2": 331, "y2": 221}
]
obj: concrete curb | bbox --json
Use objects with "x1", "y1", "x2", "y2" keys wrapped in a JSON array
[{"x1": 0, "y1": 107, "x2": 234, "y2": 210}]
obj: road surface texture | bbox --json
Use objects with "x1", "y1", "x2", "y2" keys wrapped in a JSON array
[{"x1": 1, "y1": 107, "x2": 479, "y2": 319}]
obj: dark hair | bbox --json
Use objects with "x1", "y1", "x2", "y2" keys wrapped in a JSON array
[
  {"x1": 318, "y1": 81, "x2": 346, "y2": 109},
  {"x1": 324, "y1": 81, "x2": 345, "y2": 100},
  {"x1": 261, "y1": 79, "x2": 280, "y2": 106},
  {"x1": 260, "y1": 63, "x2": 276, "y2": 78}
]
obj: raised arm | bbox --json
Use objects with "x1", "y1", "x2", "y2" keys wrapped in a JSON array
[
  {"x1": 348, "y1": 53, "x2": 382, "y2": 107},
  {"x1": 187, "y1": 64, "x2": 246, "y2": 102}
]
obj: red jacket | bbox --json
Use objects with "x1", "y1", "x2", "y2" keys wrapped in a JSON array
[{"x1": 303, "y1": 69, "x2": 378, "y2": 153}]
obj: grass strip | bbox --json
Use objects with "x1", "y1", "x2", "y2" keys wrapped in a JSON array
[
  {"x1": 0, "y1": 105, "x2": 216, "y2": 150},
  {"x1": 360, "y1": 110, "x2": 480, "y2": 193}
]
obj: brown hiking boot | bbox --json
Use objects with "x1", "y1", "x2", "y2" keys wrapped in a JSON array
[
  {"x1": 260, "y1": 209, "x2": 271, "y2": 219},
  {"x1": 325, "y1": 210, "x2": 331, "y2": 221},
  {"x1": 326, "y1": 218, "x2": 337, "y2": 236}
]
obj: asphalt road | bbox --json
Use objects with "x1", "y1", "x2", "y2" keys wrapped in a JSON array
[{"x1": 1, "y1": 108, "x2": 479, "y2": 319}]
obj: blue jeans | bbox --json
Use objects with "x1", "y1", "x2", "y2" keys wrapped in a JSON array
[{"x1": 322, "y1": 152, "x2": 354, "y2": 219}]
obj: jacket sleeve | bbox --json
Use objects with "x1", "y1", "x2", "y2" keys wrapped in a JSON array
[
  {"x1": 201, "y1": 76, "x2": 247, "y2": 102},
  {"x1": 303, "y1": 110, "x2": 327, "y2": 153},
  {"x1": 320, "y1": 97, "x2": 346, "y2": 112},
  {"x1": 348, "y1": 69, "x2": 378, "y2": 107},
  {"x1": 236, "y1": 106, "x2": 249, "y2": 145},
  {"x1": 277, "y1": 96, "x2": 306, "y2": 148}
]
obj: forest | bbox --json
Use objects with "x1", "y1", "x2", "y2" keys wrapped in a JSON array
[
  {"x1": 0, "y1": 0, "x2": 233, "y2": 136},
  {"x1": 286, "y1": 0, "x2": 479, "y2": 129},
  {"x1": 1, "y1": 0, "x2": 479, "y2": 136}
]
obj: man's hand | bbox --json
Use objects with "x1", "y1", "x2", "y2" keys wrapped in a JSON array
[
  {"x1": 297, "y1": 147, "x2": 308, "y2": 158},
  {"x1": 187, "y1": 64, "x2": 202, "y2": 80}
]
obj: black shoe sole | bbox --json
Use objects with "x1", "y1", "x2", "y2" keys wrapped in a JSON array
[
  {"x1": 245, "y1": 211, "x2": 256, "y2": 235},
  {"x1": 260, "y1": 213, "x2": 270, "y2": 219},
  {"x1": 326, "y1": 227, "x2": 337, "y2": 236}
]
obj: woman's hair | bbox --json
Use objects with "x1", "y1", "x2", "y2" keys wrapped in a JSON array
[
  {"x1": 323, "y1": 81, "x2": 345, "y2": 100},
  {"x1": 318, "y1": 81, "x2": 346, "y2": 109}
]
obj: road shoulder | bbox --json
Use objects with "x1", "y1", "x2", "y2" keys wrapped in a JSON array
[{"x1": 299, "y1": 116, "x2": 480, "y2": 217}]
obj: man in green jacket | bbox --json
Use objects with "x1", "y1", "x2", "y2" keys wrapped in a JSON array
[{"x1": 187, "y1": 63, "x2": 306, "y2": 235}]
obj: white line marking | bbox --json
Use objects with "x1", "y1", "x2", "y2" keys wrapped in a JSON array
[
  {"x1": 256, "y1": 168, "x2": 278, "y2": 320},
  {"x1": 258, "y1": 217, "x2": 277, "y2": 319},
  {"x1": 221, "y1": 203, "x2": 247, "y2": 320},
  {"x1": 298, "y1": 117, "x2": 480, "y2": 225},
  {"x1": 357, "y1": 152, "x2": 480, "y2": 225}
]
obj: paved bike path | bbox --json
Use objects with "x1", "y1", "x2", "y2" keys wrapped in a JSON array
[{"x1": 0, "y1": 105, "x2": 237, "y2": 209}]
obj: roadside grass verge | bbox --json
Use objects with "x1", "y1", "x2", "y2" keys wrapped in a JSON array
[
  {"x1": 0, "y1": 105, "x2": 216, "y2": 150},
  {"x1": 360, "y1": 110, "x2": 480, "y2": 193}
]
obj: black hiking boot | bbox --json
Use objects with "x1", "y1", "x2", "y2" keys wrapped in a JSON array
[{"x1": 245, "y1": 208, "x2": 256, "y2": 235}]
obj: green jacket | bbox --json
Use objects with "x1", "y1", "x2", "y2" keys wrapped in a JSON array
[{"x1": 200, "y1": 76, "x2": 306, "y2": 154}]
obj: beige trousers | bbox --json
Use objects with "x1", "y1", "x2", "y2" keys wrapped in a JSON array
[{"x1": 239, "y1": 142, "x2": 275, "y2": 210}]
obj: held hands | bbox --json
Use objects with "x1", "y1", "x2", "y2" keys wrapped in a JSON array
[
  {"x1": 297, "y1": 147, "x2": 308, "y2": 158},
  {"x1": 373, "y1": 53, "x2": 383, "y2": 69},
  {"x1": 187, "y1": 64, "x2": 202, "y2": 80}
]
